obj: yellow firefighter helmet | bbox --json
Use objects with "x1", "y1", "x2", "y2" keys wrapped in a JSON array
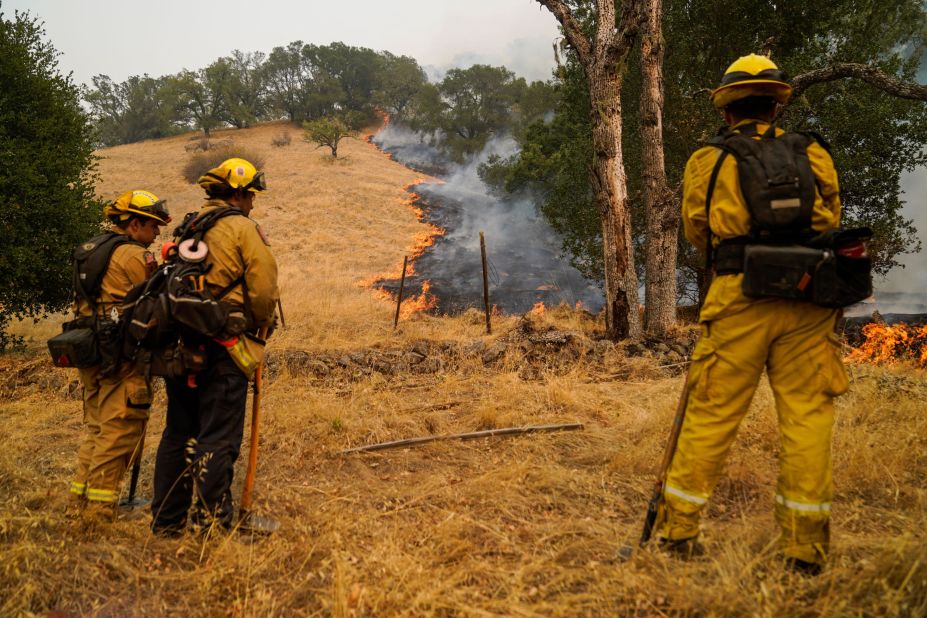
[
  {"x1": 105, "y1": 190, "x2": 170, "y2": 225},
  {"x1": 710, "y1": 54, "x2": 793, "y2": 109},
  {"x1": 197, "y1": 157, "x2": 266, "y2": 195}
]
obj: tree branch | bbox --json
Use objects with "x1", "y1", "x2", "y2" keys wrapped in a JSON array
[
  {"x1": 537, "y1": 0, "x2": 591, "y2": 67},
  {"x1": 791, "y1": 63, "x2": 927, "y2": 102},
  {"x1": 605, "y1": 0, "x2": 647, "y2": 66}
]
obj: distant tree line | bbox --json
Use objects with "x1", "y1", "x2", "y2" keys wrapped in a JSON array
[{"x1": 84, "y1": 42, "x2": 558, "y2": 160}]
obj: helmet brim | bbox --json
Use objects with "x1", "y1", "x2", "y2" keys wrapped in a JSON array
[{"x1": 710, "y1": 79, "x2": 793, "y2": 109}]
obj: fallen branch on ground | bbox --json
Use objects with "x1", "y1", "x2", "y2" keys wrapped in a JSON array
[{"x1": 338, "y1": 423, "x2": 585, "y2": 455}]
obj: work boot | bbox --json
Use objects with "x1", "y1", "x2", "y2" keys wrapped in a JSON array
[
  {"x1": 784, "y1": 557, "x2": 824, "y2": 577},
  {"x1": 656, "y1": 537, "x2": 706, "y2": 560}
]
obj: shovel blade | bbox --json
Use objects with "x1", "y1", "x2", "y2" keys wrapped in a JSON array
[
  {"x1": 616, "y1": 544, "x2": 635, "y2": 562},
  {"x1": 238, "y1": 511, "x2": 280, "y2": 535},
  {"x1": 119, "y1": 495, "x2": 151, "y2": 509}
]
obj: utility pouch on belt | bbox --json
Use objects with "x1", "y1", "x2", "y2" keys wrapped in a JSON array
[
  {"x1": 136, "y1": 341, "x2": 207, "y2": 378},
  {"x1": 806, "y1": 227, "x2": 873, "y2": 308},
  {"x1": 95, "y1": 318, "x2": 122, "y2": 376},
  {"x1": 740, "y1": 227, "x2": 872, "y2": 308},
  {"x1": 48, "y1": 318, "x2": 99, "y2": 368},
  {"x1": 215, "y1": 332, "x2": 265, "y2": 380},
  {"x1": 742, "y1": 245, "x2": 825, "y2": 301}
]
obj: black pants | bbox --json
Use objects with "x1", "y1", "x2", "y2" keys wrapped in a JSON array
[{"x1": 151, "y1": 341, "x2": 249, "y2": 533}]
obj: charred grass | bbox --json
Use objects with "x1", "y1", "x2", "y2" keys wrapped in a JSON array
[{"x1": 2, "y1": 122, "x2": 925, "y2": 615}]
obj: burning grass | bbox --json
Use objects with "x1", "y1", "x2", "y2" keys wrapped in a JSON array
[
  {"x1": 846, "y1": 322, "x2": 927, "y2": 368},
  {"x1": 2, "y1": 122, "x2": 925, "y2": 615}
]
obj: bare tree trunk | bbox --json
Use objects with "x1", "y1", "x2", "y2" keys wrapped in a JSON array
[
  {"x1": 639, "y1": 0, "x2": 677, "y2": 336},
  {"x1": 538, "y1": 0, "x2": 645, "y2": 340},
  {"x1": 589, "y1": 67, "x2": 641, "y2": 339}
]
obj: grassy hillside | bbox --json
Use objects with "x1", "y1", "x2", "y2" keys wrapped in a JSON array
[{"x1": 0, "y1": 122, "x2": 925, "y2": 616}]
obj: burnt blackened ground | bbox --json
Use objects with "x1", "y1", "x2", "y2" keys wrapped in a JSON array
[{"x1": 371, "y1": 125, "x2": 605, "y2": 315}]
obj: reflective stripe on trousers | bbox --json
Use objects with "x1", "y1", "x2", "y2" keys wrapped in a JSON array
[
  {"x1": 776, "y1": 494, "x2": 831, "y2": 513},
  {"x1": 86, "y1": 487, "x2": 118, "y2": 503}
]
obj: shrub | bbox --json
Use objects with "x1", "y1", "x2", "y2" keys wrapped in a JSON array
[
  {"x1": 0, "y1": 10, "x2": 102, "y2": 349},
  {"x1": 270, "y1": 132, "x2": 291, "y2": 147},
  {"x1": 182, "y1": 145, "x2": 266, "y2": 184}
]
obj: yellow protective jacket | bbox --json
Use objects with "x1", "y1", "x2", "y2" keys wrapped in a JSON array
[
  {"x1": 682, "y1": 119, "x2": 842, "y2": 322},
  {"x1": 76, "y1": 228, "x2": 151, "y2": 319},
  {"x1": 198, "y1": 199, "x2": 279, "y2": 329}
]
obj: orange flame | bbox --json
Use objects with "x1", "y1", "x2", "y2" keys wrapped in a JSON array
[
  {"x1": 398, "y1": 280, "x2": 438, "y2": 319},
  {"x1": 529, "y1": 301, "x2": 546, "y2": 316},
  {"x1": 846, "y1": 322, "x2": 927, "y2": 368},
  {"x1": 355, "y1": 176, "x2": 445, "y2": 317}
]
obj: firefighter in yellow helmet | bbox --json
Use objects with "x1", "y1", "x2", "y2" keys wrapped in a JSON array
[
  {"x1": 653, "y1": 55, "x2": 848, "y2": 574},
  {"x1": 69, "y1": 190, "x2": 169, "y2": 527},
  {"x1": 151, "y1": 158, "x2": 278, "y2": 535}
]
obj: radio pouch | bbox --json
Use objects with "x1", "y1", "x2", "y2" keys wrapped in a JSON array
[
  {"x1": 48, "y1": 319, "x2": 99, "y2": 368},
  {"x1": 807, "y1": 227, "x2": 873, "y2": 308},
  {"x1": 742, "y1": 245, "x2": 825, "y2": 302}
]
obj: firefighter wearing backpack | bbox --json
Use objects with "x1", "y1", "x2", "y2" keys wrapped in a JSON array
[
  {"x1": 151, "y1": 157, "x2": 278, "y2": 536},
  {"x1": 68, "y1": 190, "x2": 169, "y2": 525},
  {"x1": 653, "y1": 55, "x2": 849, "y2": 574}
]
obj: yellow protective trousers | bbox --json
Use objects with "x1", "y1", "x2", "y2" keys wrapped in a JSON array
[
  {"x1": 71, "y1": 363, "x2": 151, "y2": 505},
  {"x1": 657, "y1": 295, "x2": 849, "y2": 565}
]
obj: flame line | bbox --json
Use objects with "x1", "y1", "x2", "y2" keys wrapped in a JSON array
[{"x1": 361, "y1": 114, "x2": 445, "y2": 319}]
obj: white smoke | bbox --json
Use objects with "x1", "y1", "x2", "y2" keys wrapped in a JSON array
[
  {"x1": 863, "y1": 164, "x2": 927, "y2": 315},
  {"x1": 372, "y1": 125, "x2": 604, "y2": 313}
]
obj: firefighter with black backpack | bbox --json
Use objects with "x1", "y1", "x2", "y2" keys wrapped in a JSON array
[
  {"x1": 650, "y1": 55, "x2": 863, "y2": 575},
  {"x1": 62, "y1": 190, "x2": 169, "y2": 527},
  {"x1": 150, "y1": 157, "x2": 278, "y2": 536}
]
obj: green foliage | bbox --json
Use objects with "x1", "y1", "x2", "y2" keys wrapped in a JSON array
[
  {"x1": 479, "y1": 55, "x2": 601, "y2": 281},
  {"x1": 181, "y1": 146, "x2": 267, "y2": 184},
  {"x1": 223, "y1": 50, "x2": 268, "y2": 129},
  {"x1": 165, "y1": 64, "x2": 230, "y2": 138},
  {"x1": 374, "y1": 52, "x2": 428, "y2": 120},
  {"x1": 303, "y1": 116, "x2": 357, "y2": 158},
  {"x1": 85, "y1": 41, "x2": 431, "y2": 146},
  {"x1": 0, "y1": 8, "x2": 102, "y2": 349},
  {"x1": 84, "y1": 74, "x2": 182, "y2": 146},
  {"x1": 495, "y1": 0, "x2": 927, "y2": 287},
  {"x1": 409, "y1": 64, "x2": 557, "y2": 161}
]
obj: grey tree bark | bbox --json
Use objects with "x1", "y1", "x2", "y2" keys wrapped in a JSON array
[
  {"x1": 639, "y1": 0, "x2": 677, "y2": 336},
  {"x1": 537, "y1": 0, "x2": 646, "y2": 340}
]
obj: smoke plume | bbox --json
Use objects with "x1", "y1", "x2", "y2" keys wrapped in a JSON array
[{"x1": 372, "y1": 124, "x2": 604, "y2": 314}]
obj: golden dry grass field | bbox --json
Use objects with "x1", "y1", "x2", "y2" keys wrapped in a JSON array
[{"x1": 1, "y1": 122, "x2": 925, "y2": 616}]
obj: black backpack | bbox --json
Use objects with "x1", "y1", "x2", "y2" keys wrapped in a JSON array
[
  {"x1": 705, "y1": 123, "x2": 872, "y2": 308},
  {"x1": 707, "y1": 123, "x2": 819, "y2": 236},
  {"x1": 48, "y1": 232, "x2": 142, "y2": 373},
  {"x1": 122, "y1": 207, "x2": 246, "y2": 376},
  {"x1": 72, "y1": 232, "x2": 140, "y2": 307}
]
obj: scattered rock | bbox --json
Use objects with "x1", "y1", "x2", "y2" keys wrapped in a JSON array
[{"x1": 481, "y1": 342, "x2": 508, "y2": 364}]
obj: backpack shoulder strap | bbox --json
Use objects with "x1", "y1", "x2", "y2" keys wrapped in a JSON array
[
  {"x1": 175, "y1": 206, "x2": 245, "y2": 243},
  {"x1": 72, "y1": 232, "x2": 140, "y2": 310},
  {"x1": 703, "y1": 148, "x2": 730, "y2": 274}
]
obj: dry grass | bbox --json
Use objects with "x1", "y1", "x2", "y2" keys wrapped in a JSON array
[{"x1": 1, "y1": 121, "x2": 925, "y2": 616}]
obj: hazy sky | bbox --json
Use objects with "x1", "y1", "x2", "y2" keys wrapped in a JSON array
[{"x1": 4, "y1": 0, "x2": 562, "y2": 86}]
